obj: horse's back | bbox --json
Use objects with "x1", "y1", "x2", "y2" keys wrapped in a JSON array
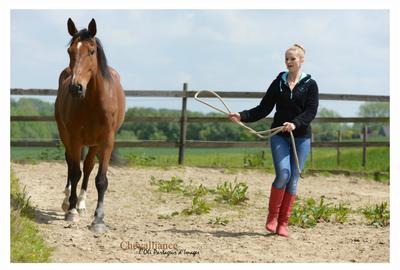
[{"x1": 109, "y1": 67, "x2": 126, "y2": 130}]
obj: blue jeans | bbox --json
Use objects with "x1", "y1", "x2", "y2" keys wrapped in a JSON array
[{"x1": 270, "y1": 134, "x2": 310, "y2": 195}]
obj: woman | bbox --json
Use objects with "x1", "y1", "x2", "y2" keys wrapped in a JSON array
[{"x1": 228, "y1": 44, "x2": 319, "y2": 237}]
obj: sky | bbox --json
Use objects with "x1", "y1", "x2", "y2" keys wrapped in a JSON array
[{"x1": 10, "y1": 9, "x2": 389, "y2": 116}]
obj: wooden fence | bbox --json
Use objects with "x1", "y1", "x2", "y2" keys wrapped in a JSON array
[{"x1": 10, "y1": 85, "x2": 390, "y2": 166}]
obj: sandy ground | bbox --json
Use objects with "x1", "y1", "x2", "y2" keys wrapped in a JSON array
[{"x1": 11, "y1": 161, "x2": 389, "y2": 263}]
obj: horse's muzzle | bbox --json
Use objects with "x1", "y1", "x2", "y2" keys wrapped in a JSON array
[{"x1": 69, "y1": 83, "x2": 85, "y2": 98}]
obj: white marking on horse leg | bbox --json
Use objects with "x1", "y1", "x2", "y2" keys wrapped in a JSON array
[
  {"x1": 77, "y1": 189, "x2": 87, "y2": 212},
  {"x1": 62, "y1": 185, "x2": 71, "y2": 212},
  {"x1": 65, "y1": 208, "x2": 80, "y2": 222},
  {"x1": 69, "y1": 208, "x2": 79, "y2": 215}
]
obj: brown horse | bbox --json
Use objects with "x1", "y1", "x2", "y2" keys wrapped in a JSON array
[{"x1": 55, "y1": 18, "x2": 125, "y2": 233}]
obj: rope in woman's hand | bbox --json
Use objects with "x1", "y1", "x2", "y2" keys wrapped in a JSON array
[{"x1": 194, "y1": 90, "x2": 303, "y2": 178}]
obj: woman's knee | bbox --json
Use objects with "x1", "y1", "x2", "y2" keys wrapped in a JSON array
[
  {"x1": 272, "y1": 169, "x2": 291, "y2": 189},
  {"x1": 285, "y1": 180, "x2": 298, "y2": 194}
]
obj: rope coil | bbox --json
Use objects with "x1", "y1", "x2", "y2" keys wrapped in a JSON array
[{"x1": 194, "y1": 90, "x2": 303, "y2": 177}]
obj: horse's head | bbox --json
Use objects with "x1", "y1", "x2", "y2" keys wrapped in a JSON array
[{"x1": 67, "y1": 18, "x2": 106, "y2": 98}]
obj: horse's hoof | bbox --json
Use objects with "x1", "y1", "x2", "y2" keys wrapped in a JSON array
[
  {"x1": 90, "y1": 222, "x2": 107, "y2": 233},
  {"x1": 62, "y1": 201, "x2": 70, "y2": 213},
  {"x1": 65, "y1": 209, "x2": 80, "y2": 222}
]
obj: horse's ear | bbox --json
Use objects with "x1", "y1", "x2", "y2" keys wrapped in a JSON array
[
  {"x1": 88, "y1": 19, "x2": 97, "y2": 37},
  {"x1": 67, "y1": 18, "x2": 78, "y2": 36}
]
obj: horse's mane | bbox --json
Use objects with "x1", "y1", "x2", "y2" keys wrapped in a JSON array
[{"x1": 68, "y1": 29, "x2": 112, "y2": 80}]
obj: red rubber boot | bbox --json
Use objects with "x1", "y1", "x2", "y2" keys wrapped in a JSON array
[
  {"x1": 265, "y1": 186, "x2": 285, "y2": 233},
  {"x1": 276, "y1": 192, "x2": 296, "y2": 237}
]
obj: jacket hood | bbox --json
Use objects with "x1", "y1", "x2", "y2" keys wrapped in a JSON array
[{"x1": 279, "y1": 72, "x2": 311, "y2": 85}]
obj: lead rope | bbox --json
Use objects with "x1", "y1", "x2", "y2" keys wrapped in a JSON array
[{"x1": 194, "y1": 90, "x2": 303, "y2": 178}]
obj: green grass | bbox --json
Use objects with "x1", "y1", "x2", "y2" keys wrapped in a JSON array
[
  {"x1": 11, "y1": 146, "x2": 389, "y2": 177},
  {"x1": 309, "y1": 147, "x2": 389, "y2": 173},
  {"x1": 10, "y1": 171, "x2": 53, "y2": 262}
]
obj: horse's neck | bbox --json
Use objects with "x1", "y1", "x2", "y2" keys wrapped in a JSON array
[{"x1": 86, "y1": 74, "x2": 110, "y2": 104}]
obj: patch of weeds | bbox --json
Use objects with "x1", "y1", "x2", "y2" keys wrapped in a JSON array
[
  {"x1": 215, "y1": 180, "x2": 249, "y2": 205},
  {"x1": 11, "y1": 186, "x2": 35, "y2": 219},
  {"x1": 149, "y1": 176, "x2": 184, "y2": 193},
  {"x1": 128, "y1": 153, "x2": 156, "y2": 166},
  {"x1": 290, "y1": 196, "x2": 351, "y2": 228},
  {"x1": 208, "y1": 217, "x2": 229, "y2": 226},
  {"x1": 181, "y1": 179, "x2": 194, "y2": 196},
  {"x1": 183, "y1": 183, "x2": 215, "y2": 197},
  {"x1": 333, "y1": 202, "x2": 352, "y2": 223},
  {"x1": 361, "y1": 202, "x2": 390, "y2": 227},
  {"x1": 181, "y1": 195, "x2": 211, "y2": 216},
  {"x1": 372, "y1": 172, "x2": 390, "y2": 183},
  {"x1": 243, "y1": 151, "x2": 267, "y2": 168}
]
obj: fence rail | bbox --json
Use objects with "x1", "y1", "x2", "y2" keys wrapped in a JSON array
[
  {"x1": 11, "y1": 88, "x2": 390, "y2": 102},
  {"x1": 10, "y1": 139, "x2": 390, "y2": 148},
  {"x1": 10, "y1": 115, "x2": 389, "y2": 123},
  {"x1": 10, "y1": 87, "x2": 390, "y2": 167}
]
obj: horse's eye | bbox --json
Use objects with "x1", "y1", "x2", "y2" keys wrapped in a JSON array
[{"x1": 89, "y1": 50, "x2": 95, "y2": 56}]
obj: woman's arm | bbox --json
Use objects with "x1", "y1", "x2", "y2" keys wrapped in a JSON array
[{"x1": 238, "y1": 80, "x2": 277, "y2": 123}]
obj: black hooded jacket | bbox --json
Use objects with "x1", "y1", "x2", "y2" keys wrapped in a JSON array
[{"x1": 239, "y1": 72, "x2": 319, "y2": 138}]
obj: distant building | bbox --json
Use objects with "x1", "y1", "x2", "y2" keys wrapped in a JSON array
[{"x1": 379, "y1": 125, "x2": 390, "y2": 137}]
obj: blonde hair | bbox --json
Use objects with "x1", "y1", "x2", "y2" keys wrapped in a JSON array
[{"x1": 286, "y1": 44, "x2": 305, "y2": 59}]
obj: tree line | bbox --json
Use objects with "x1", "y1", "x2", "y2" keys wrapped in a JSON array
[{"x1": 11, "y1": 98, "x2": 389, "y2": 142}]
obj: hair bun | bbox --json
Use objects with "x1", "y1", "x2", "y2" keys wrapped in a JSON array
[{"x1": 293, "y1": 44, "x2": 305, "y2": 54}]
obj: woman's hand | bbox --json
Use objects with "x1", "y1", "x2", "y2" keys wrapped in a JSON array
[
  {"x1": 282, "y1": 122, "x2": 296, "y2": 132},
  {"x1": 228, "y1": 112, "x2": 241, "y2": 122}
]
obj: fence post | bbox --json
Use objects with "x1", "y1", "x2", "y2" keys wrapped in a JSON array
[
  {"x1": 337, "y1": 130, "x2": 341, "y2": 166},
  {"x1": 362, "y1": 124, "x2": 367, "y2": 167},
  {"x1": 178, "y1": 83, "x2": 188, "y2": 165}
]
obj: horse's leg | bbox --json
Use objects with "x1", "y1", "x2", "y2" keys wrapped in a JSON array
[
  {"x1": 77, "y1": 146, "x2": 98, "y2": 214},
  {"x1": 90, "y1": 140, "x2": 113, "y2": 233},
  {"x1": 65, "y1": 144, "x2": 82, "y2": 222},
  {"x1": 62, "y1": 151, "x2": 72, "y2": 212}
]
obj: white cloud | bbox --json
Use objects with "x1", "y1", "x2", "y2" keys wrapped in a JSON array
[{"x1": 10, "y1": 10, "x2": 389, "y2": 114}]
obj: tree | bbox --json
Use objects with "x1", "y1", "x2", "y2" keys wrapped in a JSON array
[
  {"x1": 354, "y1": 102, "x2": 389, "y2": 136},
  {"x1": 358, "y1": 102, "x2": 389, "y2": 117},
  {"x1": 312, "y1": 107, "x2": 342, "y2": 141}
]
